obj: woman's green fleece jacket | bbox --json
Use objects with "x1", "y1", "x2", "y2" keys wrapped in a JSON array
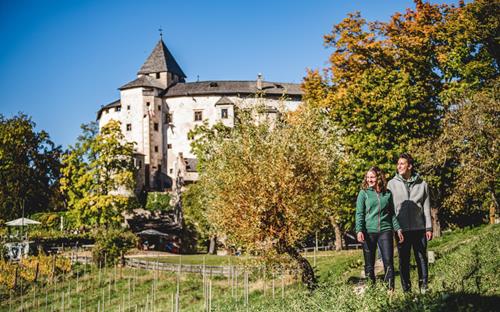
[{"x1": 355, "y1": 187, "x2": 401, "y2": 234}]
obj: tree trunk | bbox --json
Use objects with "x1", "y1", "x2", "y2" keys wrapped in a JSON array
[
  {"x1": 489, "y1": 188, "x2": 498, "y2": 225},
  {"x1": 34, "y1": 262, "x2": 39, "y2": 282},
  {"x1": 490, "y1": 204, "x2": 496, "y2": 225},
  {"x1": 208, "y1": 236, "x2": 217, "y2": 255},
  {"x1": 431, "y1": 207, "x2": 441, "y2": 238},
  {"x1": 283, "y1": 245, "x2": 317, "y2": 291},
  {"x1": 332, "y1": 221, "x2": 343, "y2": 251}
]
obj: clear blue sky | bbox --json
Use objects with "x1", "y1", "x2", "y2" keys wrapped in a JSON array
[{"x1": 0, "y1": 0, "x2": 456, "y2": 148}]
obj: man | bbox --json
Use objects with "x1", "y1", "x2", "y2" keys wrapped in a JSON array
[{"x1": 388, "y1": 153, "x2": 432, "y2": 293}]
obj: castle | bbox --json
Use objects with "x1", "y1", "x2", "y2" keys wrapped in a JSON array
[{"x1": 97, "y1": 37, "x2": 303, "y2": 193}]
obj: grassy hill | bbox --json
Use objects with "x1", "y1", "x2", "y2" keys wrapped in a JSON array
[{"x1": 1, "y1": 224, "x2": 498, "y2": 311}]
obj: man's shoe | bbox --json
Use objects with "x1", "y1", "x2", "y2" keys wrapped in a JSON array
[
  {"x1": 419, "y1": 280, "x2": 428, "y2": 294},
  {"x1": 402, "y1": 283, "x2": 411, "y2": 293}
]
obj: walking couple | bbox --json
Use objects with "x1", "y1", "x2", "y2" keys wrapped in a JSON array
[{"x1": 355, "y1": 153, "x2": 432, "y2": 293}]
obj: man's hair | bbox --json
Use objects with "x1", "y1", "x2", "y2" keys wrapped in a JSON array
[{"x1": 398, "y1": 153, "x2": 414, "y2": 166}]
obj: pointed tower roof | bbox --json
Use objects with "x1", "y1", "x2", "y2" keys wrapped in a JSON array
[{"x1": 138, "y1": 39, "x2": 186, "y2": 78}]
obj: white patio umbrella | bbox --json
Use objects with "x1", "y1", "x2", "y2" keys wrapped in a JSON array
[
  {"x1": 136, "y1": 229, "x2": 169, "y2": 237},
  {"x1": 6, "y1": 218, "x2": 41, "y2": 226}
]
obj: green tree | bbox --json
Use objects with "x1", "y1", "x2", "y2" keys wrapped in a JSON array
[
  {"x1": 416, "y1": 80, "x2": 499, "y2": 229},
  {"x1": 181, "y1": 182, "x2": 214, "y2": 253},
  {"x1": 60, "y1": 120, "x2": 136, "y2": 227},
  {"x1": 303, "y1": 0, "x2": 499, "y2": 231},
  {"x1": 190, "y1": 104, "x2": 342, "y2": 290},
  {"x1": 0, "y1": 113, "x2": 62, "y2": 222}
]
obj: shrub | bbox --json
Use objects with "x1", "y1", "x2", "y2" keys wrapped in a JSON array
[
  {"x1": 31, "y1": 211, "x2": 78, "y2": 230},
  {"x1": 0, "y1": 255, "x2": 70, "y2": 292},
  {"x1": 145, "y1": 192, "x2": 172, "y2": 212},
  {"x1": 92, "y1": 228, "x2": 137, "y2": 267}
]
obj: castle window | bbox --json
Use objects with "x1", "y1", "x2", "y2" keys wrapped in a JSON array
[
  {"x1": 154, "y1": 123, "x2": 159, "y2": 131},
  {"x1": 167, "y1": 144, "x2": 172, "y2": 149},
  {"x1": 194, "y1": 111, "x2": 203, "y2": 121},
  {"x1": 154, "y1": 146, "x2": 158, "y2": 153},
  {"x1": 126, "y1": 124, "x2": 132, "y2": 131},
  {"x1": 146, "y1": 102, "x2": 150, "y2": 106},
  {"x1": 127, "y1": 105, "x2": 131, "y2": 110},
  {"x1": 156, "y1": 72, "x2": 160, "y2": 79},
  {"x1": 169, "y1": 168, "x2": 173, "y2": 174},
  {"x1": 158, "y1": 105, "x2": 161, "y2": 111},
  {"x1": 167, "y1": 113, "x2": 173, "y2": 123},
  {"x1": 221, "y1": 108, "x2": 228, "y2": 119},
  {"x1": 115, "y1": 107, "x2": 121, "y2": 112}
]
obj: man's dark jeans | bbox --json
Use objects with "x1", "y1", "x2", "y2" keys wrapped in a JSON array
[
  {"x1": 362, "y1": 230, "x2": 395, "y2": 289},
  {"x1": 397, "y1": 230, "x2": 428, "y2": 292}
]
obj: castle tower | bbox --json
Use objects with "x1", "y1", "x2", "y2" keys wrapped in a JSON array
[
  {"x1": 137, "y1": 38, "x2": 186, "y2": 88},
  {"x1": 118, "y1": 37, "x2": 186, "y2": 191}
]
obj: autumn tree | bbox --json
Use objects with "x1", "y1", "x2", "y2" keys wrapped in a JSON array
[
  {"x1": 189, "y1": 104, "x2": 342, "y2": 290},
  {"x1": 60, "y1": 120, "x2": 136, "y2": 227},
  {"x1": 416, "y1": 80, "x2": 499, "y2": 230},
  {"x1": 303, "y1": 0, "x2": 499, "y2": 231},
  {"x1": 0, "y1": 113, "x2": 62, "y2": 222}
]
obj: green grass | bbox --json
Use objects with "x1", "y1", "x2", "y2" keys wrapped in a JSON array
[
  {"x1": 1, "y1": 224, "x2": 499, "y2": 311},
  {"x1": 135, "y1": 253, "x2": 251, "y2": 266},
  {"x1": 134, "y1": 250, "x2": 362, "y2": 268}
]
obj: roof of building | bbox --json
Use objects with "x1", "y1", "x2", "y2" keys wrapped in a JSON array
[
  {"x1": 96, "y1": 99, "x2": 120, "y2": 120},
  {"x1": 138, "y1": 39, "x2": 186, "y2": 78},
  {"x1": 215, "y1": 96, "x2": 234, "y2": 106},
  {"x1": 119, "y1": 75, "x2": 166, "y2": 90},
  {"x1": 162, "y1": 80, "x2": 303, "y2": 98},
  {"x1": 184, "y1": 158, "x2": 198, "y2": 172}
]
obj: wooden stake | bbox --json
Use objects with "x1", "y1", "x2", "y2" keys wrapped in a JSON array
[
  {"x1": 171, "y1": 293, "x2": 174, "y2": 312},
  {"x1": 128, "y1": 278, "x2": 131, "y2": 310},
  {"x1": 209, "y1": 279, "x2": 212, "y2": 312},
  {"x1": 245, "y1": 271, "x2": 249, "y2": 306},
  {"x1": 101, "y1": 288, "x2": 105, "y2": 312},
  {"x1": 76, "y1": 269, "x2": 79, "y2": 291},
  {"x1": 281, "y1": 272, "x2": 284, "y2": 299},
  {"x1": 272, "y1": 271, "x2": 275, "y2": 299},
  {"x1": 263, "y1": 267, "x2": 266, "y2": 297},
  {"x1": 61, "y1": 291, "x2": 64, "y2": 312},
  {"x1": 33, "y1": 285, "x2": 36, "y2": 310}
]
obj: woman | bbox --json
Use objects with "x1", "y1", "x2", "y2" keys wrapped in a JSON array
[{"x1": 355, "y1": 166, "x2": 404, "y2": 290}]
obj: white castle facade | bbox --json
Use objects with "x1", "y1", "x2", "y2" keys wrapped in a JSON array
[{"x1": 97, "y1": 38, "x2": 303, "y2": 193}]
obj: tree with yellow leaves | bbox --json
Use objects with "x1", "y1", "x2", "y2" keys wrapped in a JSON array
[
  {"x1": 60, "y1": 120, "x2": 136, "y2": 227},
  {"x1": 189, "y1": 104, "x2": 343, "y2": 290}
]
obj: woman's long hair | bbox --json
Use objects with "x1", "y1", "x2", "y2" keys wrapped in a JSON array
[{"x1": 362, "y1": 166, "x2": 387, "y2": 192}]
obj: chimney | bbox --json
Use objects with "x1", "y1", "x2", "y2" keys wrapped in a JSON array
[{"x1": 257, "y1": 73, "x2": 263, "y2": 90}]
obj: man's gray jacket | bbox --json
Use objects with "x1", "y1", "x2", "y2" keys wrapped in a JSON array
[{"x1": 387, "y1": 173, "x2": 432, "y2": 232}]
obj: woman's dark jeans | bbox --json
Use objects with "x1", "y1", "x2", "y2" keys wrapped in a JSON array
[
  {"x1": 362, "y1": 230, "x2": 395, "y2": 289},
  {"x1": 397, "y1": 230, "x2": 428, "y2": 292}
]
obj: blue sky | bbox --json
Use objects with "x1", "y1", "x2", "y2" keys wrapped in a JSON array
[{"x1": 0, "y1": 0, "x2": 457, "y2": 148}]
